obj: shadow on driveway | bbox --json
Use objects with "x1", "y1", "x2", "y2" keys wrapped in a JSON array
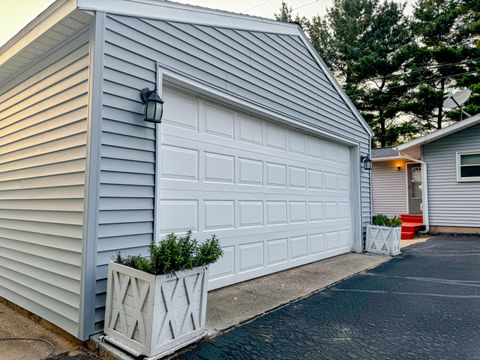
[{"x1": 177, "y1": 235, "x2": 480, "y2": 360}]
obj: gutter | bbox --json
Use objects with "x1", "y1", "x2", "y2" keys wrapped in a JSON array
[{"x1": 398, "y1": 151, "x2": 430, "y2": 234}]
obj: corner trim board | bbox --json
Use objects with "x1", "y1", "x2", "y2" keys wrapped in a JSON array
[{"x1": 79, "y1": 11, "x2": 106, "y2": 341}]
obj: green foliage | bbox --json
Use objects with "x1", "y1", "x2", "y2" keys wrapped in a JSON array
[
  {"x1": 275, "y1": 0, "x2": 415, "y2": 147},
  {"x1": 274, "y1": 1, "x2": 310, "y2": 28},
  {"x1": 372, "y1": 214, "x2": 403, "y2": 227},
  {"x1": 403, "y1": 0, "x2": 480, "y2": 130},
  {"x1": 274, "y1": 0, "x2": 480, "y2": 145},
  {"x1": 115, "y1": 231, "x2": 223, "y2": 275}
]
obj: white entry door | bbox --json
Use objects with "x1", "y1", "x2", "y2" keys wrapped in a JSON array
[{"x1": 158, "y1": 87, "x2": 353, "y2": 290}]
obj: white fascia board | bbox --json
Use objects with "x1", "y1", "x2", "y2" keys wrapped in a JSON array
[
  {"x1": 296, "y1": 27, "x2": 374, "y2": 138},
  {"x1": 0, "y1": 0, "x2": 77, "y2": 67},
  {"x1": 372, "y1": 156, "x2": 402, "y2": 162},
  {"x1": 398, "y1": 113, "x2": 480, "y2": 152},
  {"x1": 77, "y1": 0, "x2": 299, "y2": 35}
]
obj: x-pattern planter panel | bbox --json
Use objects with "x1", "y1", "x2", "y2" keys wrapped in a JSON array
[{"x1": 104, "y1": 263, "x2": 208, "y2": 358}]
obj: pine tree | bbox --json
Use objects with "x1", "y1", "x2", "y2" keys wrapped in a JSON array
[
  {"x1": 274, "y1": 1, "x2": 310, "y2": 29},
  {"x1": 404, "y1": 0, "x2": 480, "y2": 130},
  {"x1": 452, "y1": 0, "x2": 480, "y2": 118},
  {"x1": 277, "y1": 0, "x2": 415, "y2": 147}
]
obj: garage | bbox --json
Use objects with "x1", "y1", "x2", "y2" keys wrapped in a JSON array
[
  {"x1": 159, "y1": 87, "x2": 353, "y2": 289},
  {"x1": 0, "y1": 0, "x2": 373, "y2": 339}
]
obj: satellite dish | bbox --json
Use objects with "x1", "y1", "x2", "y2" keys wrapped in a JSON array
[{"x1": 443, "y1": 89, "x2": 472, "y2": 120}]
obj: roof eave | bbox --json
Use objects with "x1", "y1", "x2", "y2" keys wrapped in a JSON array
[
  {"x1": 372, "y1": 156, "x2": 403, "y2": 162},
  {"x1": 77, "y1": 0, "x2": 300, "y2": 35},
  {"x1": 0, "y1": 0, "x2": 78, "y2": 67},
  {"x1": 398, "y1": 113, "x2": 480, "y2": 152}
]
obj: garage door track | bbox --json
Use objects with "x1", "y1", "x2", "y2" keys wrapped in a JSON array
[{"x1": 177, "y1": 235, "x2": 480, "y2": 360}]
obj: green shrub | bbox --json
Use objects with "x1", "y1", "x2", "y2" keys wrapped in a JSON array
[
  {"x1": 372, "y1": 214, "x2": 402, "y2": 227},
  {"x1": 114, "y1": 231, "x2": 223, "y2": 275}
]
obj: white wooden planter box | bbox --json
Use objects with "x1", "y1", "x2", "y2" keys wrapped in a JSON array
[
  {"x1": 104, "y1": 262, "x2": 209, "y2": 359},
  {"x1": 366, "y1": 225, "x2": 401, "y2": 256}
]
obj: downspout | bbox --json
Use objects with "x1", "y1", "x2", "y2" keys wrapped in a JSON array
[{"x1": 398, "y1": 151, "x2": 430, "y2": 234}]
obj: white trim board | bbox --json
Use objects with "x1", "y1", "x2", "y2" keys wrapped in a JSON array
[
  {"x1": 80, "y1": 12, "x2": 105, "y2": 340},
  {"x1": 398, "y1": 113, "x2": 480, "y2": 152},
  {"x1": 456, "y1": 150, "x2": 480, "y2": 183},
  {"x1": 77, "y1": 0, "x2": 299, "y2": 35},
  {"x1": 372, "y1": 156, "x2": 403, "y2": 162}
]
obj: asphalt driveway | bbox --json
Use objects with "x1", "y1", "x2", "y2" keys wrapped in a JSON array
[{"x1": 177, "y1": 235, "x2": 480, "y2": 360}]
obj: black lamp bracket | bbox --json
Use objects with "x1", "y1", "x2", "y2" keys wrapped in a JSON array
[{"x1": 140, "y1": 88, "x2": 156, "y2": 103}]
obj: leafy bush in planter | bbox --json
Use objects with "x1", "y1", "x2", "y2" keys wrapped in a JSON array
[
  {"x1": 372, "y1": 214, "x2": 402, "y2": 227},
  {"x1": 115, "y1": 231, "x2": 222, "y2": 275}
]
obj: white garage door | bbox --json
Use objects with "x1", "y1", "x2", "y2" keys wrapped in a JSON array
[{"x1": 158, "y1": 88, "x2": 353, "y2": 290}]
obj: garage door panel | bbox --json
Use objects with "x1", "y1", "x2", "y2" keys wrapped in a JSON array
[
  {"x1": 161, "y1": 126, "x2": 350, "y2": 176},
  {"x1": 159, "y1": 88, "x2": 353, "y2": 290},
  {"x1": 160, "y1": 144, "x2": 199, "y2": 179},
  {"x1": 159, "y1": 219, "x2": 352, "y2": 247},
  {"x1": 266, "y1": 238, "x2": 288, "y2": 266},
  {"x1": 238, "y1": 241, "x2": 264, "y2": 273},
  {"x1": 204, "y1": 103, "x2": 235, "y2": 139},
  {"x1": 209, "y1": 242, "x2": 352, "y2": 288},
  {"x1": 288, "y1": 166, "x2": 306, "y2": 188},
  {"x1": 204, "y1": 152, "x2": 235, "y2": 184},
  {"x1": 162, "y1": 88, "x2": 199, "y2": 130},
  {"x1": 288, "y1": 131, "x2": 306, "y2": 155},
  {"x1": 237, "y1": 113, "x2": 262, "y2": 146},
  {"x1": 264, "y1": 123, "x2": 287, "y2": 151},
  {"x1": 158, "y1": 188, "x2": 349, "y2": 206},
  {"x1": 265, "y1": 162, "x2": 287, "y2": 187}
]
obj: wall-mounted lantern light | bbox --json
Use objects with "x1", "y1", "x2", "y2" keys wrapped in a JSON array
[
  {"x1": 396, "y1": 163, "x2": 403, "y2": 172},
  {"x1": 361, "y1": 155, "x2": 372, "y2": 171},
  {"x1": 140, "y1": 87, "x2": 164, "y2": 123}
]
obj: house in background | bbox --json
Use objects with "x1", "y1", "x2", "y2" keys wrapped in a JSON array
[
  {"x1": 372, "y1": 147, "x2": 411, "y2": 217},
  {"x1": 372, "y1": 113, "x2": 480, "y2": 239},
  {"x1": 372, "y1": 147, "x2": 423, "y2": 240},
  {"x1": 0, "y1": 0, "x2": 373, "y2": 341},
  {"x1": 398, "y1": 113, "x2": 480, "y2": 235}
]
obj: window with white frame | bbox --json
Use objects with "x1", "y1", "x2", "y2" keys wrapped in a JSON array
[{"x1": 457, "y1": 151, "x2": 480, "y2": 182}]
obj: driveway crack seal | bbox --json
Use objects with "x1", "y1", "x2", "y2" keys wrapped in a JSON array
[
  {"x1": 206, "y1": 255, "x2": 392, "y2": 339},
  {"x1": 331, "y1": 288, "x2": 480, "y2": 298}
]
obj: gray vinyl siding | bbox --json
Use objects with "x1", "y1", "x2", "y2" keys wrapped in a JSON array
[
  {"x1": 423, "y1": 123, "x2": 480, "y2": 227},
  {"x1": 0, "y1": 29, "x2": 90, "y2": 337},
  {"x1": 93, "y1": 13, "x2": 371, "y2": 330},
  {"x1": 372, "y1": 160, "x2": 407, "y2": 217}
]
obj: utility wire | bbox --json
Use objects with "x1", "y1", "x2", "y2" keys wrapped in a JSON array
[
  {"x1": 364, "y1": 57, "x2": 480, "y2": 82},
  {"x1": 348, "y1": 69, "x2": 479, "y2": 98},
  {"x1": 241, "y1": 0, "x2": 274, "y2": 14},
  {"x1": 292, "y1": 0, "x2": 320, "y2": 11}
]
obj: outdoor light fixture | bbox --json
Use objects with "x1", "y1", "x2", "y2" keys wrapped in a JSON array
[
  {"x1": 140, "y1": 87, "x2": 164, "y2": 123},
  {"x1": 361, "y1": 155, "x2": 372, "y2": 171}
]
